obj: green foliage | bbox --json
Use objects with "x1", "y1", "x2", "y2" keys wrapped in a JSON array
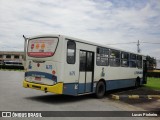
[
  {"x1": 146, "y1": 55, "x2": 156, "y2": 70},
  {"x1": 147, "y1": 72, "x2": 160, "y2": 77},
  {"x1": 144, "y1": 77, "x2": 160, "y2": 90}
]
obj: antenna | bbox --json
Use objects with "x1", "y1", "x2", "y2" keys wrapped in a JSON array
[{"x1": 137, "y1": 40, "x2": 140, "y2": 53}]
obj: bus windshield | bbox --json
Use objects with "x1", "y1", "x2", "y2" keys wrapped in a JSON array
[{"x1": 27, "y1": 37, "x2": 58, "y2": 57}]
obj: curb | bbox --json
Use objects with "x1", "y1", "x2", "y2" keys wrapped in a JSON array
[{"x1": 111, "y1": 94, "x2": 160, "y2": 100}]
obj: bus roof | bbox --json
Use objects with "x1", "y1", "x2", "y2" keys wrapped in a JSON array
[{"x1": 28, "y1": 34, "x2": 145, "y2": 57}]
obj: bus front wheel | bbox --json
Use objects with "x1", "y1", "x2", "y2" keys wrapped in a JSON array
[
  {"x1": 135, "y1": 78, "x2": 140, "y2": 88},
  {"x1": 95, "y1": 81, "x2": 106, "y2": 98}
]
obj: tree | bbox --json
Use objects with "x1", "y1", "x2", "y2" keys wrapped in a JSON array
[{"x1": 146, "y1": 55, "x2": 156, "y2": 70}]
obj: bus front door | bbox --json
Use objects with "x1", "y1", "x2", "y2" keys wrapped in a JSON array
[{"x1": 78, "y1": 50, "x2": 94, "y2": 94}]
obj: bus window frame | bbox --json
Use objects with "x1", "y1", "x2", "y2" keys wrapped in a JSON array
[
  {"x1": 66, "y1": 40, "x2": 76, "y2": 64},
  {"x1": 109, "y1": 49, "x2": 120, "y2": 67},
  {"x1": 96, "y1": 47, "x2": 109, "y2": 66},
  {"x1": 121, "y1": 52, "x2": 129, "y2": 67},
  {"x1": 27, "y1": 37, "x2": 59, "y2": 58},
  {"x1": 137, "y1": 55, "x2": 142, "y2": 68},
  {"x1": 129, "y1": 53, "x2": 137, "y2": 68}
]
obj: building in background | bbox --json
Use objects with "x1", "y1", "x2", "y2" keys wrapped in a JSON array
[{"x1": 0, "y1": 51, "x2": 24, "y2": 64}]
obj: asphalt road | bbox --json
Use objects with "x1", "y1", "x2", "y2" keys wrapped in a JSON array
[{"x1": 0, "y1": 71, "x2": 158, "y2": 120}]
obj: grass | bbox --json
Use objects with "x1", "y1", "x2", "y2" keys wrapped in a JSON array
[{"x1": 144, "y1": 77, "x2": 160, "y2": 90}]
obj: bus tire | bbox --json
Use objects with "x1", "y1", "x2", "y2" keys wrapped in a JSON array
[{"x1": 95, "y1": 81, "x2": 106, "y2": 98}]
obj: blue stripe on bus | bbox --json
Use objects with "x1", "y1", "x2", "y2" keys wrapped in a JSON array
[
  {"x1": 105, "y1": 79, "x2": 135, "y2": 91},
  {"x1": 85, "y1": 83, "x2": 92, "y2": 93},
  {"x1": 77, "y1": 83, "x2": 85, "y2": 94},
  {"x1": 63, "y1": 78, "x2": 143, "y2": 96},
  {"x1": 25, "y1": 71, "x2": 57, "y2": 82},
  {"x1": 63, "y1": 83, "x2": 93, "y2": 96},
  {"x1": 78, "y1": 83, "x2": 92, "y2": 94},
  {"x1": 63, "y1": 83, "x2": 78, "y2": 96},
  {"x1": 105, "y1": 78, "x2": 143, "y2": 91}
]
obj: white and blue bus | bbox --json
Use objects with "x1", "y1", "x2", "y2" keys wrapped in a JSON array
[{"x1": 23, "y1": 34, "x2": 147, "y2": 98}]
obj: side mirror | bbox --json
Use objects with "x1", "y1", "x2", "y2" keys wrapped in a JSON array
[{"x1": 23, "y1": 35, "x2": 28, "y2": 68}]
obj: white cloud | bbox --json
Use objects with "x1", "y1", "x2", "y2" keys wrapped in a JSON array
[{"x1": 0, "y1": 0, "x2": 160, "y2": 59}]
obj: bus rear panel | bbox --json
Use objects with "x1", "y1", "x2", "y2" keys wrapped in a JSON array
[{"x1": 23, "y1": 36, "x2": 64, "y2": 94}]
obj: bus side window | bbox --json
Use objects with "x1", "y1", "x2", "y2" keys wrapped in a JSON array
[
  {"x1": 121, "y1": 52, "x2": 129, "y2": 67},
  {"x1": 110, "y1": 49, "x2": 120, "y2": 67},
  {"x1": 67, "y1": 40, "x2": 76, "y2": 64},
  {"x1": 137, "y1": 55, "x2": 142, "y2": 68},
  {"x1": 129, "y1": 54, "x2": 137, "y2": 68},
  {"x1": 96, "y1": 47, "x2": 109, "y2": 66}
]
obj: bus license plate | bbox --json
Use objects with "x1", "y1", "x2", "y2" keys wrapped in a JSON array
[{"x1": 35, "y1": 77, "x2": 41, "y2": 81}]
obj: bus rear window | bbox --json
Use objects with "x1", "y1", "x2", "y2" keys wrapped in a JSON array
[{"x1": 27, "y1": 37, "x2": 58, "y2": 57}]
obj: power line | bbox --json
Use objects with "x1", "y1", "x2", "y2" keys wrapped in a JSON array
[
  {"x1": 106, "y1": 42, "x2": 160, "y2": 45},
  {"x1": 106, "y1": 42, "x2": 136, "y2": 45},
  {"x1": 141, "y1": 42, "x2": 160, "y2": 44}
]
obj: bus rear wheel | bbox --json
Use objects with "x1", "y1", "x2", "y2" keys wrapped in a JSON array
[{"x1": 95, "y1": 81, "x2": 105, "y2": 98}]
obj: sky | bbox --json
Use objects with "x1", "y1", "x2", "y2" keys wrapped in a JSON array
[{"x1": 0, "y1": 0, "x2": 160, "y2": 59}]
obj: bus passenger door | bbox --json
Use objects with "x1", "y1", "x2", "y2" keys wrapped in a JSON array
[{"x1": 78, "y1": 50, "x2": 94, "y2": 94}]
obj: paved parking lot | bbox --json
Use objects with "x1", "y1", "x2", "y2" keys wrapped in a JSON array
[{"x1": 0, "y1": 71, "x2": 159, "y2": 120}]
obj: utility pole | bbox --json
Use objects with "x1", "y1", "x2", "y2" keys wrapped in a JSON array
[{"x1": 137, "y1": 40, "x2": 140, "y2": 53}]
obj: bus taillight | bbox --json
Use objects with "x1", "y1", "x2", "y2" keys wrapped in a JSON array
[
  {"x1": 52, "y1": 70, "x2": 56, "y2": 75},
  {"x1": 31, "y1": 44, "x2": 34, "y2": 49}
]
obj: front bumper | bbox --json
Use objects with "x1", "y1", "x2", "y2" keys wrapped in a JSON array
[{"x1": 23, "y1": 80, "x2": 63, "y2": 94}]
